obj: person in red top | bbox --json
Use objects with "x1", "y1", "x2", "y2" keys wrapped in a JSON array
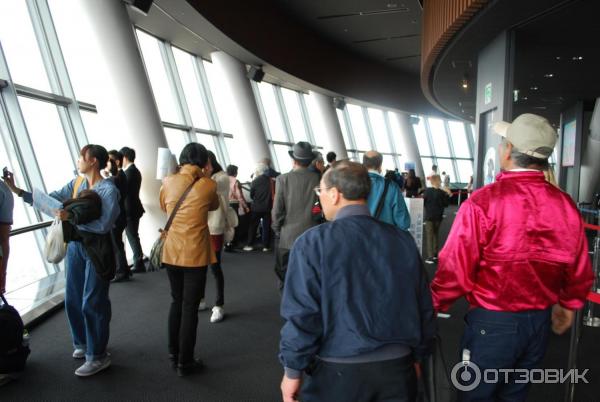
[{"x1": 431, "y1": 113, "x2": 593, "y2": 401}]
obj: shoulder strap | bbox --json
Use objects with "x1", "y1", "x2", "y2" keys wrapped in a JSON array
[
  {"x1": 163, "y1": 178, "x2": 199, "y2": 232},
  {"x1": 72, "y1": 176, "x2": 86, "y2": 198},
  {"x1": 374, "y1": 179, "x2": 391, "y2": 220}
]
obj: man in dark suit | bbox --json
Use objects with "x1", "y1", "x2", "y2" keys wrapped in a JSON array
[
  {"x1": 120, "y1": 147, "x2": 146, "y2": 273},
  {"x1": 107, "y1": 150, "x2": 130, "y2": 282}
]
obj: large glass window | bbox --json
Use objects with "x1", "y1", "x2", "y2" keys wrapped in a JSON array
[
  {"x1": 336, "y1": 109, "x2": 353, "y2": 149},
  {"x1": 428, "y1": 118, "x2": 451, "y2": 157},
  {"x1": 347, "y1": 104, "x2": 371, "y2": 150},
  {"x1": 0, "y1": 1, "x2": 51, "y2": 91},
  {"x1": 203, "y1": 60, "x2": 240, "y2": 135},
  {"x1": 436, "y1": 158, "x2": 456, "y2": 183},
  {"x1": 136, "y1": 30, "x2": 182, "y2": 124},
  {"x1": 448, "y1": 121, "x2": 471, "y2": 158},
  {"x1": 172, "y1": 47, "x2": 210, "y2": 129},
  {"x1": 413, "y1": 117, "x2": 431, "y2": 156},
  {"x1": 456, "y1": 159, "x2": 474, "y2": 183},
  {"x1": 48, "y1": 0, "x2": 100, "y2": 103},
  {"x1": 281, "y1": 88, "x2": 308, "y2": 142},
  {"x1": 368, "y1": 108, "x2": 391, "y2": 153},
  {"x1": 257, "y1": 82, "x2": 286, "y2": 141},
  {"x1": 18, "y1": 97, "x2": 75, "y2": 191},
  {"x1": 164, "y1": 128, "x2": 188, "y2": 160},
  {"x1": 273, "y1": 144, "x2": 293, "y2": 173},
  {"x1": 224, "y1": 137, "x2": 252, "y2": 183},
  {"x1": 388, "y1": 112, "x2": 405, "y2": 157}
]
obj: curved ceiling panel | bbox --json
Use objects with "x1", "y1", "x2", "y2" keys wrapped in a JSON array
[{"x1": 184, "y1": 0, "x2": 444, "y2": 117}]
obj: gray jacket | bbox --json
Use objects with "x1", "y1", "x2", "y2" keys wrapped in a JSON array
[{"x1": 271, "y1": 167, "x2": 320, "y2": 249}]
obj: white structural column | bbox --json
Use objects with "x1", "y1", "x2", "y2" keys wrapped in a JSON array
[
  {"x1": 395, "y1": 112, "x2": 424, "y2": 179},
  {"x1": 210, "y1": 51, "x2": 270, "y2": 165},
  {"x1": 77, "y1": 0, "x2": 168, "y2": 250},
  {"x1": 309, "y1": 91, "x2": 348, "y2": 159}
]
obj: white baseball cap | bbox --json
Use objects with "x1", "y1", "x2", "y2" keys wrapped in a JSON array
[{"x1": 492, "y1": 113, "x2": 557, "y2": 159}]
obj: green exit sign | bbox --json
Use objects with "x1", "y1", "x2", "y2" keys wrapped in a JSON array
[{"x1": 484, "y1": 83, "x2": 492, "y2": 105}]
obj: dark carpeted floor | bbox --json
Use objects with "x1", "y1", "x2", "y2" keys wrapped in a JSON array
[{"x1": 3, "y1": 205, "x2": 600, "y2": 401}]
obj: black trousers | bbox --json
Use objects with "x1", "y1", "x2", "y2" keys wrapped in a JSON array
[
  {"x1": 125, "y1": 217, "x2": 144, "y2": 270},
  {"x1": 207, "y1": 249, "x2": 224, "y2": 307},
  {"x1": 274, "y1": 247, "x2": 290, "y2": 291},
  {"x1": 166, "y1": 265, "x2": 207, "y2": 365},
  {"x1": 247, "y1": 211, "x2": 271, "y2": 247},
  {"x1": 301, "y1": 356, "x2": 417, "y2": 402},
  {"x1": 111, "y1": 222, "x2": 129, "y2": 275}
]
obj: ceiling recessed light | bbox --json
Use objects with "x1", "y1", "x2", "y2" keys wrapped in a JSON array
[
  {"x1": 522, "y1": 96, "x2": 528, "y2": 101},
  {"x1": 572, "y1": 56, "x2": 584, "y2": 61},
  {"x1": 544, "y1": 73, "x2": 554, "y2": 78},
  {"x1": 387, "y1": 3, "x2": 398, "y2": 8},
  {"x1": 530, "y1": 86, "x2": 539, "y2": 91},
  {"x1": 555, "y1": 56, "x2": 561, "y2": 60}
]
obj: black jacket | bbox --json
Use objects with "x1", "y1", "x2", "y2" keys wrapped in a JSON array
[
  {"x1": 250, "y1": 175, "x2": 273, "y2": 213},
  {"x1": 123, "y1": 164, "x2": 145, "y2": 220},
  {"x1": 422, "y1": 187, "x2": 450, "y2": 221},
  {"x1": 62, "y1": 195, "x2": 116, "y2": 281},
  {"x1": 111, "y1": 170, "x2": 128, "y2": 228}
]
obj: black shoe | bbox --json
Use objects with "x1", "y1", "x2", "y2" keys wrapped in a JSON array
[
  {"x1": 131, "y1": 266, "x2": 146, "y2": 274},
  {"x1": 111, "y1": 272, "x2": 131, "y2": 283},
  {"x1": 169, "y1": 354, "x2": 178, "y2": 370},
  {"x1": 177, "y1": 359, "x2": 204, "y2": 377}
]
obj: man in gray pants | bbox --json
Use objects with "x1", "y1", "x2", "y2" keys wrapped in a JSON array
[{"x1": 272, "y1": 142, "x2": 320, "y2": 289}]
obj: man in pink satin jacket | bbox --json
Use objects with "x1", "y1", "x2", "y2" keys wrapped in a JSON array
[{"x1": 431, "y1": 113, "x2": 593, "y2": 401}]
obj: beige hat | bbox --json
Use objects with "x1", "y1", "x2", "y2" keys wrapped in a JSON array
[{"x1": 493, "y1": 113, "x2": 557, "y2": 159}]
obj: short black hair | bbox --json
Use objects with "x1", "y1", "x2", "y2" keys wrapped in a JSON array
[
  {"x1": 108, "y1": 150, "x2": 123, "y2": 164},
  {"x1": 326, "y1": 151, "x2": 337, "y2": 163},
  {"x1": 323, "y1": 160, "x2": 370, "y2": 201},
  {"x1": 81, "y1": 144, "x2": 109, "y2": 170},
  {"x1": 207, "y1": 151, "x2": 223, "y2": 175},
  {"x1": 362, "y1": 153, "x2": 382, "y2": 170},
  {"x1": 179, "y1": 142, "x2": 208, "y2": 168},
  {"x1": 226, "y1": 165, "x2": 238, "y2": 176},
  {"x1": 120, "y1": 147, "x2": 136, "y2": 162},
  {"x1": 511, "y1": 151, "x2": 549, "y2": 170}
]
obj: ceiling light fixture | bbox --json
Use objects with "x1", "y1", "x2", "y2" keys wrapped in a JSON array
[
  {"x1": 544, "y1": 73, "x2": 554, "y2": 78},
  {"x1": 530, "y1": 86, "x2": 539, "y2": 91},
  {"x1": 461, "y1": 75, "x2": 469, "y2": 89},
  {"x1": 572, "y1": 56, "x2": 584, "y2": 61},
  {"x1": 555, "y1": 56, "x2": 561, "y2": 60}
]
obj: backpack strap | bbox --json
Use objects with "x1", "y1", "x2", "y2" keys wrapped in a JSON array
[
  {"x1": 374, "y1": 179, "x2": 391, "y2": 220},
  {"x1": 72, "y1": 176, "x2": 86, "y2": 198}
]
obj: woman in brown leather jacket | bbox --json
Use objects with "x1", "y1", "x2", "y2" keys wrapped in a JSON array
[{"x1": 159, "y1": 142, "x2": 219, "y2": 377}]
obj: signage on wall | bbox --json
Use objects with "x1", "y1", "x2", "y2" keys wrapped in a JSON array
[{"x1": 484, "y1": 83, "x2": 492, "y2": 105}]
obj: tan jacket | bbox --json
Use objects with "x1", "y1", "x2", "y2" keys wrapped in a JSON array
[{"x1": 159, "y1": 164, "x2": 219, "y2": 268}]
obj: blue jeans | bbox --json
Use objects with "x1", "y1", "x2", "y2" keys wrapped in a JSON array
[
  {"x1": 458, "y1": 307, "x2": 551, "y2": 402},
  {"x1": 65, "y1": 241, "x2": 111, "y2": 361}
]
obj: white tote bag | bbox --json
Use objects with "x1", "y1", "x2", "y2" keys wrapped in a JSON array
[{"x1": 44, "y1": 218, "x2": 67, "y2": 263}]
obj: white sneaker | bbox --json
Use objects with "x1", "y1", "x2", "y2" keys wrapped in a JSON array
[
  {"x1": 424, "y1": 259, "x2": 435, "y2": 265},
  {"x1": 210, "y1": 306, "x2": 224, "y2": 323},
  {"x1": 242, "y1": 246, "x2": 253, "y2": 251},
  {"x1": 198, "y1": 299, "x2": 207, "y2": 311},
  {"x1": 73, "y1": 348, "x2": 86, "y2": 359},
  {"x1": 74, "y1": 355, "x2": 111, "y2": 377}
]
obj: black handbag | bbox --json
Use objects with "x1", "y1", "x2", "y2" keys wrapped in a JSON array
[{"x1": 149, "y1": 178, "x2": 199, "y2": 271}]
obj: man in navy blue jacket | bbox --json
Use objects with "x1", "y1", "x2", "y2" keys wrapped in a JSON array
[{"x1": 279, "y1": 160, "x2": 435, "y2": 402}]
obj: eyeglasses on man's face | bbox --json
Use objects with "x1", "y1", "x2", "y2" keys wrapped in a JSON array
[{"x1": 313, "y1": 186, "x2": 329, "y2": 197}]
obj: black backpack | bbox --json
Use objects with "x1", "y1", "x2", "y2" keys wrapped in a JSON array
[{"x1": 0, "y1": 295, "x2": 30, "y2": 374}]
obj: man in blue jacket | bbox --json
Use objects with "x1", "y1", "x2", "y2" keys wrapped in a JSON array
[
  {"x1": 279, "y1": 160, "x2": 435, "y2": 402},
  {"x1": 363, "y1": 151, "x2": 410, "y2": 230}
]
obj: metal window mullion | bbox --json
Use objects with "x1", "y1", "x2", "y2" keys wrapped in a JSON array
[
  {"x1": 193, "y1": 58, "x2": 229, "y2": 165},
  {"x1": 0, "y1": 48, "x2": 55, "y2": 274},
  {"x1": 383, "y1": 111, "x2": 399, "y2": 169},
  {"x1": 35, "y1": 0, "x2": 88, "y2": 153},
  {"x1": 422, "y1": 116, "x2": 437, "y2": 166},
  {"x1": 361, "y1": 106, "x2": 376, "y2": 150},
  {"x1": 464, "y1": 121, "x2": 475, "y2": 158},
  {"x1": 341, "y1": 106, "x2": 357, "y2": 150},
  {"x1": 160, "y1": 42, "x2": 193, "y2": 146},
  {"x1": 274, "y1": 85, "x2": 294, "y2": 143},
  {"x1": 251, "y1": 80, "x2": 272, "y2": 140},
  {"x1": 298, "y1": 92, "x2": 315, "y2": 145}
]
